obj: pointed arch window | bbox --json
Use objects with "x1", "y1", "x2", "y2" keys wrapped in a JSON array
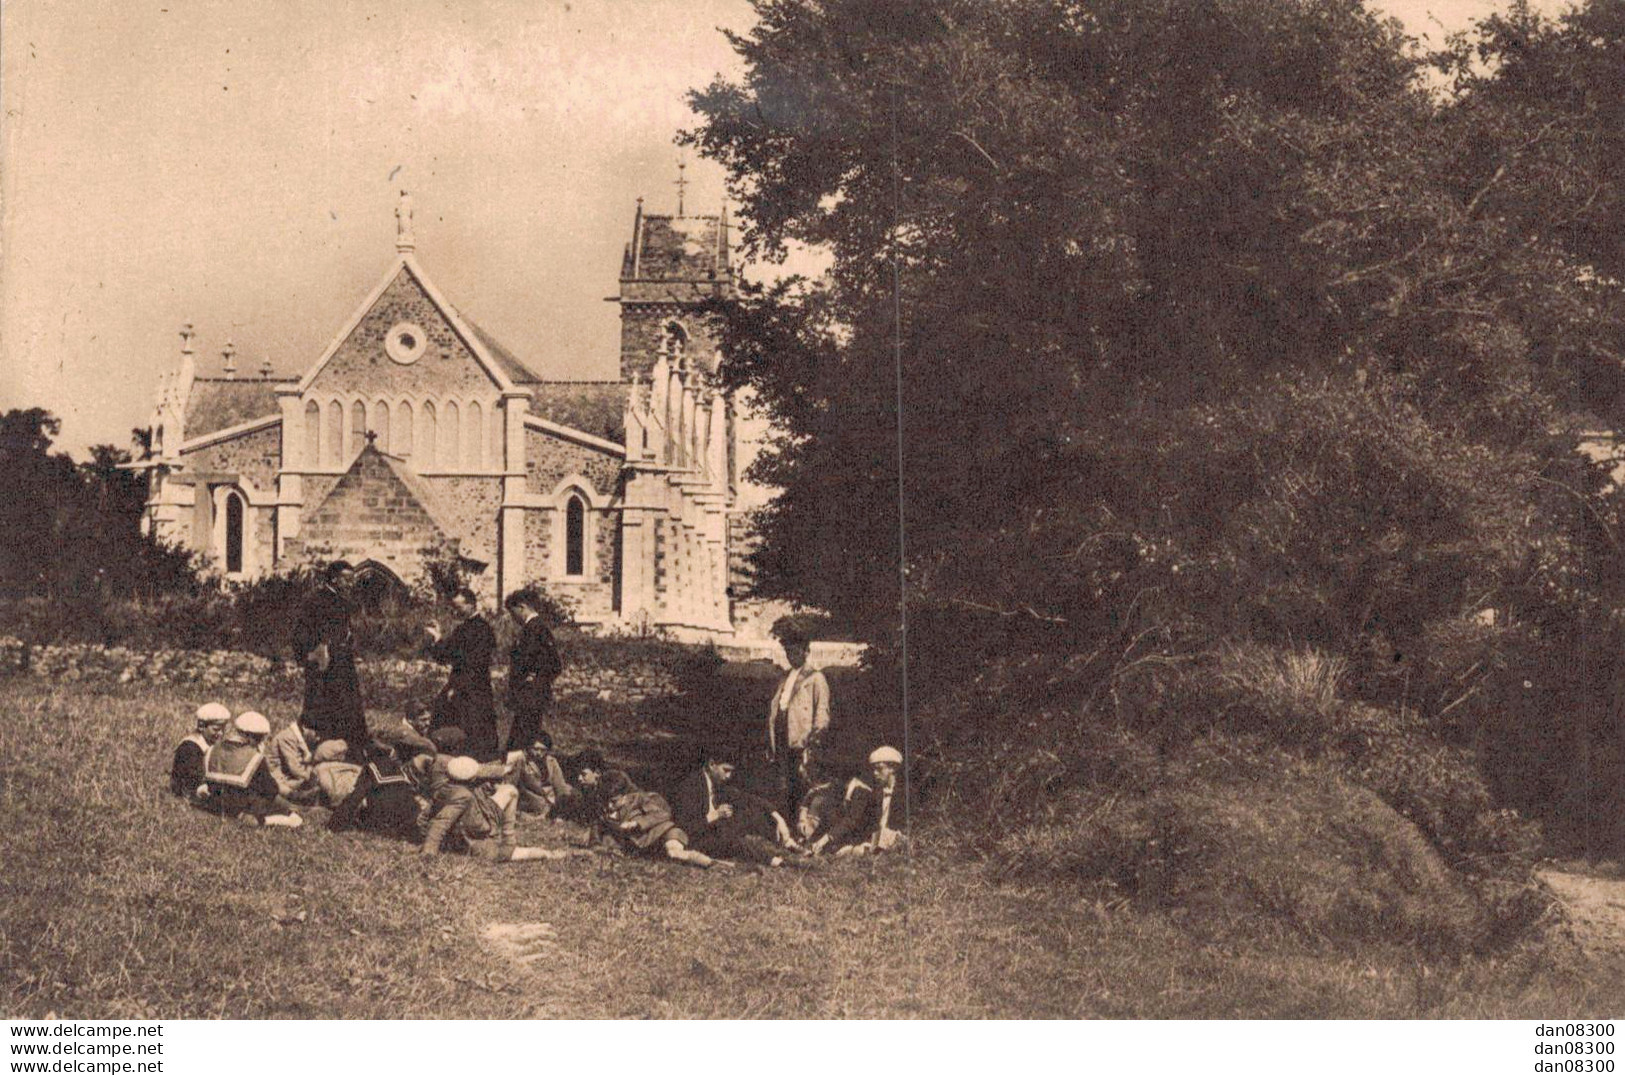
[
  {"x1": 372, "y1": 400, "x2": 390, "y2": 453},
  {"x1": 303, "y1": 400, "x2": 320, "y2": 464},
  {"x1": 465, "y1": 400, "x2": 483, "y2": 468},
  {"x1": 223, "y1": 491, "x2": 244, "y2": 574},
  {"x1": 350, "y1": 401, "x2": 367, "y2": 455},
  {"x1": 662, "y1": 321, "x2": 688, "y2": 362},
  {"x1": 396, "y1": 400, "x2": 413, "y2": 457},
  {"x1": 325, "y1": 401, "x2": 343, "y2": 465},
  {"x1": 421, "y1": 401, "x2": 438, "y2": 466},
  {"x1": 565, "y1": 495, "x2": 586, "y2": 577},
  {"x1": 441, "y1": 401, "x2": 460, "y2": 467}
]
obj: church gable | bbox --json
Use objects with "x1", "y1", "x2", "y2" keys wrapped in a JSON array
[
  {"x1": 292, "y1": 445, "x2": 464, "y2": 580},
  {"x1": 301, "y1": 263, "x2": 510, "y2": 401}
]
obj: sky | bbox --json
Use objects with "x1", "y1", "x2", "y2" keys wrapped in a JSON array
[
  {"x1": 0, "y1": 0, "x2": 752, "y2": 456},
  {"x1": 0, "y1": 0, "x2": 1577, "y2": 458}
]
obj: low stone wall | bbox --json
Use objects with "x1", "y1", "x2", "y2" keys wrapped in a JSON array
[{"x1": 0, "y1": 636, "x2": 680, "y2": 706}]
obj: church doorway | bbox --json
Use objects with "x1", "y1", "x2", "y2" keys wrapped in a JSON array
[{"x1": 351, "y1": 560, "x2": 408, "y2": 611}]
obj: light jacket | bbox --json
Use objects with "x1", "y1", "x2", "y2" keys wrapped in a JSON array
[
  {"x1": 767, "y1": 665, "x2": 831, "y2": 755},
  {"x1": 266, "y1": 722, "x2": 316, "y2": 798}
]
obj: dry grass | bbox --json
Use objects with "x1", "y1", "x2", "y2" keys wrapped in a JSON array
[
  {"x1": 1217, "y1": 641, "x2": 1346, "y2": 718},
  {"x1": 0, "y1": 678, "x2": 1614, "y2": 1019}
]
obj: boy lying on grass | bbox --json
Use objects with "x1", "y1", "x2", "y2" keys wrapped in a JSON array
[{"x1": 570, "y1": 757, "x2": 728, "y2": 870}]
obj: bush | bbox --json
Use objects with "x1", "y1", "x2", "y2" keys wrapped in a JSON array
[
  {"x1": 989, "y1": 749, "x2": 1486, "y2": 954},
  {"x1": 0, "y1": 570, "x2": 442, "y2": 660},
  {"x1": 905, "y1": 635, "x2": 1552, "y2": 952}
]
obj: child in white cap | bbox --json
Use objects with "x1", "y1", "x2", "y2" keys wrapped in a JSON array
[
  {"x1": 198, "y1": 712, "x2": 303, "y2": 828},
  {"x1": 170, "y1": 702, "x2": 231, "y2": 800},
  {"x1": 809, "y1": 746, "x2": 905, "y2": 856}
]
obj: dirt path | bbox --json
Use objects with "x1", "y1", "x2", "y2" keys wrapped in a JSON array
[{"x1": 1538, "y1": 869, "x2": 1625, "y2": 959}]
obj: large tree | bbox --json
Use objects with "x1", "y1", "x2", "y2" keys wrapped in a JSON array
[
  {"x1": 688, "y1": 0, "x2": 1625, "y2": 686},
  {"x1": 0, "y1": 409, "x2": 193, "y2": 598}
]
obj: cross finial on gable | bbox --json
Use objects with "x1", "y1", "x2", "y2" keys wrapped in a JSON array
[{"x1": 365, "y1": 429, "x2": 379, "y2": 448}]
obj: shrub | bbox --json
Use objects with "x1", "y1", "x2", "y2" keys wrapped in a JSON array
[
  {"x1": 989, "y1": 749, "x2": 1486, "y2": 954},
  {"x1": 904, "y1": 634, "x2": 1551, "y2": 953}
]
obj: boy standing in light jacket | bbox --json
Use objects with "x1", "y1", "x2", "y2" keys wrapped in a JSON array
[{"x1": 767, "y1": 623, "x2": 830, "y2": 820}]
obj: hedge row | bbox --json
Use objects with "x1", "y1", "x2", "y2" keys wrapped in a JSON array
[{"x1": 0, "y1": 633, "x2": 707, "y2": 710}]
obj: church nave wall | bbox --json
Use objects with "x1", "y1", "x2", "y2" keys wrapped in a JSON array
[
  {"x1": 424, "y1": 475, "x2": 501, "y2": 568},
  {"x1": 180, "y1": 424, "x2": 281, "y2": 493},
  {"x1": 522, "y1": 428, "x2": 621, "y2": 501}
]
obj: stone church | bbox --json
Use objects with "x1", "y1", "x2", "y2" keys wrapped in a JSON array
[{"x1": 140, "y1": 193, "x2": 738, "y2": 639}]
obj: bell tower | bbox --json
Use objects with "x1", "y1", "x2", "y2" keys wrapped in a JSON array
[{"x1": 614, "y1": 196, "x2": 733, "y2": 383}]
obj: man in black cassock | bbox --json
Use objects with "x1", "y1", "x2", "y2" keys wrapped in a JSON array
[
  {"x1": 503, "y1": 589, "x2": 562, "y2": 753},
  {"x1": 291, "y1": 561, "x2": 368, "y2": 755},
  {"x1": 424, "y1": 586, "x2": 499, "y2": 760}
]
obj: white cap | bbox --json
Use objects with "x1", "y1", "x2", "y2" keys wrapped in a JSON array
[
  {"x1": 446, "y1": 756, "x2": 480, "y2": 782},
  {"x1": 194, "y1": 702, "x2": 231, "y2": 727},
  {"x1": 868, "y1": 746, "x2": 903, "y2": 766},
  {"x1": 234, "y1": 711, "x2": 270, "y2": 736}
]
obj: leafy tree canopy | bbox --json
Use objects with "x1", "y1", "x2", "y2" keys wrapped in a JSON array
[
  {"x1": 0, "y1": 409, "x2": 191, "y2": 598},
  {"x1": 687, "y1": 0, "x2": 1625, "y2": 674}
]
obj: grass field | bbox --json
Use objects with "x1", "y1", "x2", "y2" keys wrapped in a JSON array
[{"x1": 0, "y1": 677, "x2": 1617, "y2": 1019}]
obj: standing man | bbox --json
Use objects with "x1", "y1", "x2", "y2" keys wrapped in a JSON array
[
  {"x1": 767, "y1": 622, "x2": 831, "y2": 820},
  {"x1": 292, "y1": 560, "x2": 368, "y2": 755},
  {"x1": 503, "y1": 589, "x2": 562, "y2": 754},
  {"x1": 425, "y1": 587, "x2": 499, "y2": 761}
]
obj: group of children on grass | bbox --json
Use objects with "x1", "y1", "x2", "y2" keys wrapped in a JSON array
[
  {"x1": 166, "y1": 614, "x2": 906, "y2": 870},
  {"x1": 168, "y1": 702, "x2": 905, "y2": 869}
]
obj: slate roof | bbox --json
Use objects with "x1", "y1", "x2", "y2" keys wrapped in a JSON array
[
  {"x1": 184, "y1": 377, "x2": 293, "y2": 439},
  {"x1": 456, "y1": 311, "x2": 628, "y2": 444},
  {"x1": 625, "y1": 213, "x2": 730, "y2": 281},
  {"x1": 457, "y1": 310, "x2": 548, "y2": 385},
  {"x1": 527, "y1": 382, "x2": 629, "y2": 444}
]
